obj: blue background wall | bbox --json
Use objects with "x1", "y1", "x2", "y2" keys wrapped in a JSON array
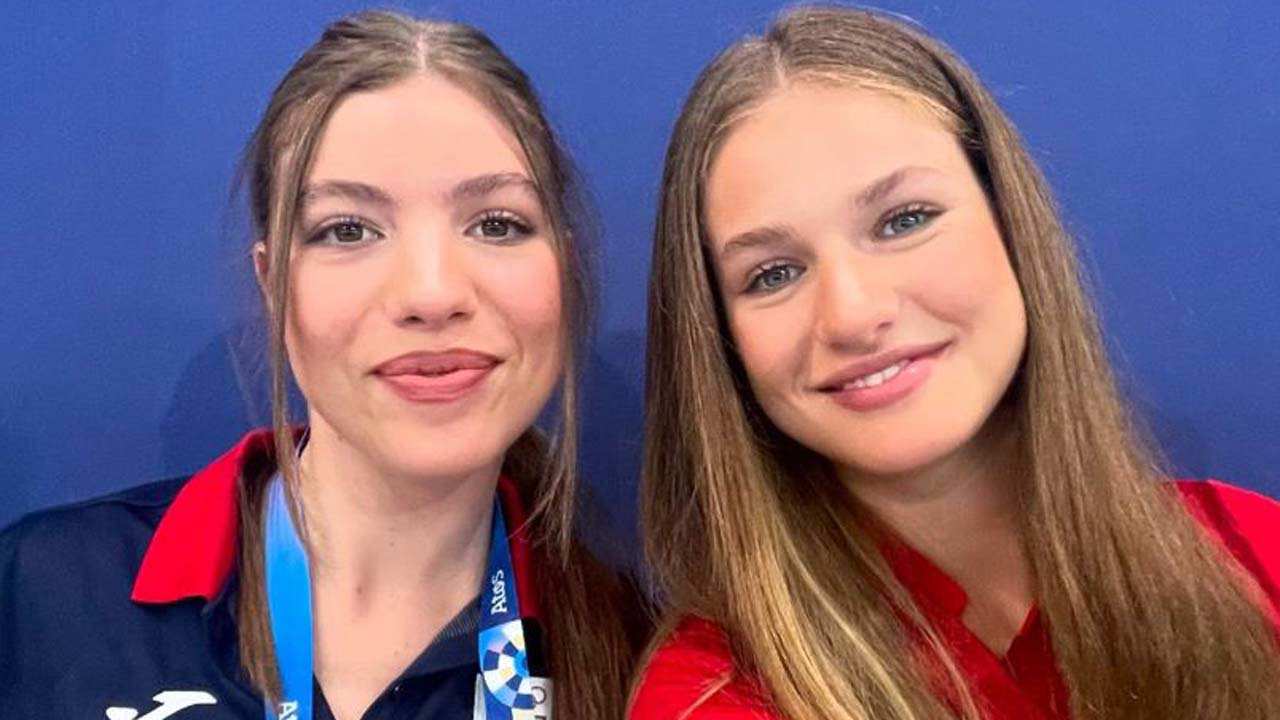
[{"x1": 2, "y1": 2, "x2": 1278, "y2": 549}]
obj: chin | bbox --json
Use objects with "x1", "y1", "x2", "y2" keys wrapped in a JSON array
[
  {"x1": 376, "y1": 422, "x2": 514, "y2": 481},
  {"x1": 838, "y1": 447, "x2": 953, "y2": 480},
  {"x1": 388, "y1": 444, "x2": 505, "y2": 481},
  {"x1": 819, "y1": 423, "x2": 981, "y2": 481}
]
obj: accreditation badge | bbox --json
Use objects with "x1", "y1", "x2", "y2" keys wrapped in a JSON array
[
  {"x1": 476, "y1": 618, "x2": 552, "y2": 719},
  {"x1": 474, "y1": 674, "x2": 551, "y2": 720}
]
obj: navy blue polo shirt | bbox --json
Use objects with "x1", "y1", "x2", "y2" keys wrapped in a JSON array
[{"x1": 0, "y1": 430, "x2": 508, "y2": 719}]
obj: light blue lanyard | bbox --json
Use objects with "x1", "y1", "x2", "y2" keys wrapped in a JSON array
[
  {"x1": 263, "y1": 477, "x2": 312, "y2": 720},
  {"x1": 262, "y1": 475, "x2": 550, "y2": 720}
]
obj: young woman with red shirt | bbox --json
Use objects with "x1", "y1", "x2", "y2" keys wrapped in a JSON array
[{"x1": 630, "y1": 7, "x2": 1280, "y2": 720}]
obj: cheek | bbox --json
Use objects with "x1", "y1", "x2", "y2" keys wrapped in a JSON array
[
  {"x1": 913, "y1": 220, "x2": 1027, "y2": 378},
  {"x1": 285, "y1": 256, "x2": 381, "y2": 385},
  {"x1": 915, "y1": 220, "x2": 1024, "y2": 334},
  {"x1": 482, "y1": 245, "x2": 564, "y2": 362},
  {"x1": 728, "y1": 299, "x2": 812, "y2": 399}
]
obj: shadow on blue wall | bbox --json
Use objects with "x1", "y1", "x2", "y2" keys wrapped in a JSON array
[
  {"x1": 160, "y1": 329, "x2": 260, "y2": 480},
  {"x1": 0, "y1": 425, "x2": 36, "y2": 518},
  {"x1": 579, "y1": 330, "x2": 647, "y2": 568}
]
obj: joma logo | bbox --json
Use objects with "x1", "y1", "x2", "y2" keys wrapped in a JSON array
[{"x1": 105, "y1": 690, "x2": 218, "y2": 720}]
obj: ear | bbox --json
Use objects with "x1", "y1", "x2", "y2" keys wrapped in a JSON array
[{"x1": 252, "y1": 240, "x2": 271, "y2": 309}]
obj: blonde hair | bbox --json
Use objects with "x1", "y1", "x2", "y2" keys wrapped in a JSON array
[
  {"x1": 236, "y1": 11, "x2": 640, "y2": 717},
  {"x1": 641, "y1": 6, "x2": 1280, "y2": 719}
]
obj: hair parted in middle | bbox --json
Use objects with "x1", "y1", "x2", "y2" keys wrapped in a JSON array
[
  {"x1": 641, "y1": 6, "x2": 1280, "y2": 720},
  {"x1": 236, "y1": 11, "x2": 642, "y2": 719}
]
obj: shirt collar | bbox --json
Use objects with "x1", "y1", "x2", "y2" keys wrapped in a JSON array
[
  {"x1": 879, "y1": 533, "x2": 970, "y2": 618},
  {"x1": 495, "y1": 467, "x2": 541, "y2": 620},
  {"x1": 131, "y1": 428, "x2": 539, "y2": 616},
  {"x1": 131, "y1": 429, "x2": 274, "y2": 604}
]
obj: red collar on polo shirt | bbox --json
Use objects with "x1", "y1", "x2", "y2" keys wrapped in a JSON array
[
  {"x1": 130, "y1": 428, "x2": 541, "y2": 621},
  {"x1": 878, "y1": 479, "x2": 1280, "y2": 720},
  {"x1": 881, "y1": 530, "x2": 1069, "y2": 720}
]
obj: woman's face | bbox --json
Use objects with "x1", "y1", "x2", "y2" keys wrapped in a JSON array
[
  {"x1": 704, "y1": 84, "x2": 1026, "y2": 480},
  {"x1": 280, "y1": 75, "x2": 563, "y2": 481}
]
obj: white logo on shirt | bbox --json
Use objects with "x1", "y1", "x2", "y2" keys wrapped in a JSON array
[{"x1": 105, "y1": 690, "x2": 218, "y2": 720}]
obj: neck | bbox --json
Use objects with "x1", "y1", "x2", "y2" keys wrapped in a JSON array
[
  {"x1": 293, "y1": 418, "x2": 503, "y2": 719},
  {"x1": 840, "y1": 406, "x2": 1028, "y2": 591},
  {"x1": 841, "y1": 407, "x2": 1036, "y2": 654},
  {"x1": 295, "y1": 418, "x2": 499, "y2": 614}
]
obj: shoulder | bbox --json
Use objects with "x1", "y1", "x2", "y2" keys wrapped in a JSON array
[
  {"x1": 0, "y1": 479, "x2": 189, "y2": 693},
  {"x1": 0, "y1": 475, "x2": 263, "y2": 717},
  {"x1": 1173, "y1": 479, "x2": 1280, "y2": 609},
  {"x1": 0, "y1": 478, "x2": 188, "y2": 630},
  {"x1": 1175, "y1": 477, "x2": 1280, "y2": 518},
  {"x1": 629, "y1": 616, "x2": 779, "y2": 720},
  {"x1": 1, "y1": 477, "x2": 188, "y2": 591}
]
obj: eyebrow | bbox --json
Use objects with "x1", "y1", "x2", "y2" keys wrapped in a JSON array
[
  {"x1": 719, "y1": 224, "x2": 797, "y2": 260},
  {"x1": 299, "y1": 173, "x2": 538, "y2": 212},
  {"x1": 449, "y1": 172, "x2": 538, "y2": 202},
  {"x1": 853, "y1": 166, "x2": 936, "y2": 209},
  {"x1": 300, "y1": 179, "x2": 396, "y2": 209},
  {"x1": 718, "y1": 166, "x2": 943, "y2": 256}
]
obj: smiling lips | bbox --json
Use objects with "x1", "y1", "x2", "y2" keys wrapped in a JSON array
[
  {"x1": 817, "y1": 341, "x2": 950, "y2": 412},
  {"x1": 373, "y1": 350, "x2": 500, "y2": 402}
]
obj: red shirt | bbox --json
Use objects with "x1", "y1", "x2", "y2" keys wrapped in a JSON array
[{"x1": 629, "y1": 480, "x2": 1280, "y2": 720}]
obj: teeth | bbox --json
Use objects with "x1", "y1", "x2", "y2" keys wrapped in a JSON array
[{"x1": 848, "y1": 360, "x2": 908, "y2": 390}]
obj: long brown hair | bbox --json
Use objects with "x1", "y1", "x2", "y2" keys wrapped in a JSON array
[
  {"x1": 235, "y1": 10, "x2": 641, "y2": 717},
  {"x1": 641, "y1": 6, "x2": 1280, "y2": 719}
]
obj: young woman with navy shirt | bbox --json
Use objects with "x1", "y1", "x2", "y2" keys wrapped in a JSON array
[
  {"x1": 630, "y1": 7, "x2": 1280, "y2": 720},
  {"x1": 1, "y1": 10, "x2": 643, "y2": 720}
]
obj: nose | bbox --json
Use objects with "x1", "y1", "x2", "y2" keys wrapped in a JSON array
[
  {"x1": 383, "y1": 227, "x2": 475, "y2": 330},
  {"x1": 813, "y1": 252, "x2": 898, "y2": 352}
]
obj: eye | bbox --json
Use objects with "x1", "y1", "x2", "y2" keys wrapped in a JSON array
[
  {"x1": 466, "y1": 211, "x2": 534, "y2": 243},
  {"x1": 306, "y1": 217, "x2": 383, "y2": 246},
  {"x1": 877, "y1": 204, "x2": 941, "y2": 239},
  {"x1": 745, "y1": 262, "x2": 806, "y2": 294}
]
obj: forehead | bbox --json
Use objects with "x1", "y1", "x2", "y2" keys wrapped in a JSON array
[
  {"x1": 309, "y1": 74, "x2": 529, "y2": 191},
  {"x1": 704, "y1": 84, "x2": 967, "y2": 239}
]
